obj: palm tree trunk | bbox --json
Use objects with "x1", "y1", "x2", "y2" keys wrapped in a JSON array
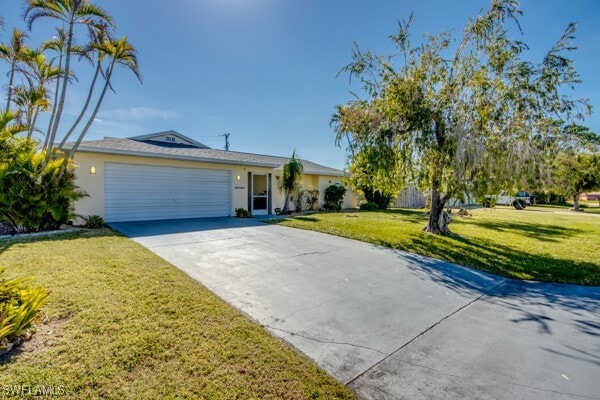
[
  {"x1": 43, "y1": 52, "x2": 63, "y2": 150},
  {"x1": 4, "y1": 61, "x2": 16, "y2": 113},
  {"x1": 45, "y1": 22, "x2": 74, "y2": 157},
  {"x1": 68, "y1": 63, "x2": 114, "y2": 159},
  {"x1": 281, "y1": 191, "x2": 291, "y2": 214},
  {"x1": 28, "y1": 107, "x2": 41, "y2": 139},
  {"x1": 57, "y1": 61, "x2": 101, "y2": 150}
]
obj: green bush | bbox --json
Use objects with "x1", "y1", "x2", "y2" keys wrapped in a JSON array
[
  {"x1": 362, "y1": 188, "x2": 393, "y2": 209},
  {"x1": 235, "y1": 208, "x2": 251, "y2": 218},
  {"x1": 323, "y1": 183, "x2": 347, "y2": 211},
  {"x1": 0, "y1": 135, "x2": 86, "y2": 232},
  {"x1": 359, "y1": 202, "x2": 379, "y2": 211},
  {"x1": 84, "y1": 215, "x2": 106, "y2": 229},
  {"x1": 0, "y1": 268, "x2": 50, "y2": 351}
]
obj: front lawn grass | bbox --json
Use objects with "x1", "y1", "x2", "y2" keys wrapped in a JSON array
[
  {"x1": 0, "y1": 230, "x2": 353, "y2": 400},
  {"x1": 270, "y1": 207, "x2": 600, "y2": 285}
]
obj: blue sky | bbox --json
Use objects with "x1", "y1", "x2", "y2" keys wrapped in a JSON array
[{"x1": 1, "y1": 0, "x2": 599, "y2": 169}]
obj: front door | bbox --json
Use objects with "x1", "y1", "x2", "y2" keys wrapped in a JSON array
[{"x1": 251, "y1": 173, "x2": 269, "y2": 215}]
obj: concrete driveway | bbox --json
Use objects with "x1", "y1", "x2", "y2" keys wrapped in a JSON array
[{"x1": 112, "y1": 217, "x2": 600, "y2": 400}]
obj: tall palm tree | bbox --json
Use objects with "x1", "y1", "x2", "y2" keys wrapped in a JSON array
[
  {"x1": 279, "y1": 151, "x2": 304, "y2": 214},
  {"x1": 40, "y1": 28, "x2": 67, "y2": 149},
  {"x1": 57, "y1": 23, "x2": 110, "y2": 150},
  {"x1": 67, "y1": 36, "x2": 141, "y2": 159},
  {"x1": 0, "y1": 29, "x2": 30, "y2": 113},
  {"x1": 13, "y1": 85, "x2": 50, "y2": 139},
  {"x1": 25, "y1": 0, "x2": 113, "y2": 153},
  {"x1": 21, "y1": 50, "x2": 61, "y2": 138}
]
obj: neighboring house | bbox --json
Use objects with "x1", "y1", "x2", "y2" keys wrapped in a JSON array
[
  {"x1": 581, "y1": 193, "x2": 600, "y2": 201},
  {"x1": 63, "y1": 130, "x2": 357, "y2": 223}
]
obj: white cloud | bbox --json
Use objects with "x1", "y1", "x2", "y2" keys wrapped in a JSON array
[{"x1": 99, "y1": 107, "x2": 180, "y2": 121}]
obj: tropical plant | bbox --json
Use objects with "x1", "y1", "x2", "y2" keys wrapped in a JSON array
[
  {"x1": 292, "y1": 189, "x2": 306, "y2": 212},
  {"x1": 0, "y1": 267, "x2": 50, "y2": 351},
  {"x1": 279, "y1": 151, "x2": 304, "y2": 214},
  {"x1": 323, "y1": 183, "x2": 347, "y2": 211},
  {"x1": 0, "y1": 28, "x2": 31, "y2": 113},
  {"x1": 0, "y1": 111, "x2": 85, "y2": 232},
  {"x1": 25, "y1": 0, "x2": 114, "y2": 157},
  {"x1": 56, "y1": 24, "x2": 108, "y2": 150},
  {"x1": 66, "y1": 36, "x2": 141, "y2": 159},
  {"x1": 305, "y1": 188, "x2": 319, "y2": 211},
  {"x1": 333, "y1": 0, "x2": 590, "y2": 234},
  {"x1": 84, "y1": 214, "x2": 105, "y2": 228},
  {"x1": 235, "y1": 208, "x2": 251, "y2": 218}
]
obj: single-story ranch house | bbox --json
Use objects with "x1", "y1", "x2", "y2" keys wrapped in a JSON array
[{"x1": 64, "y1": 130, "x2": 357, "y2": 223}]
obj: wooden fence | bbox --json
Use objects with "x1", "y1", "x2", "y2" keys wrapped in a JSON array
[{"x1": 393, "y1": 186, "x2": 427, "y2": 209}]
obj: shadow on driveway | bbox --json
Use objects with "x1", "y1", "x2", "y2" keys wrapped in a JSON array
[{"x1": 110, "y1": 217, "x2": 264, "y2": 238}]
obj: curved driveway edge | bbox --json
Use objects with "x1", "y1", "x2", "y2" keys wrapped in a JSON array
[{"x1": 111, "y1": 217, "x2": 600, "y2": 400}]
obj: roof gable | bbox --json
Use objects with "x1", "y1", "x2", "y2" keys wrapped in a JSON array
[{"x1": 128, "y1": 130, "x2": 210, "y2": 149}]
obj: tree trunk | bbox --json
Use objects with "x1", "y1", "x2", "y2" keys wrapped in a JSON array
[
  {"x1": 571, "y1": 193, "x2": 582, "y2": 211},
  {"x1": 44, "y1": 52, "x2": 63, "y2": 150},
  {"x1": 281, "y1": 190, "x2": 291, "y2": 214},
  {"x1": 5, "y1": 61, "x2": 16, "y2": 113},
  {"x1": 67, "y1": 62, "x2": 115, "y2": 159},
  {"x1": 45, "y1": 22, "x2": 74, "y2": 159},
  {"x1": 57, "y1": 60, "x2": 101, "y2": 150},
  {"x1": 424, "y1": 186, "x2": 451, "y2": 235}
]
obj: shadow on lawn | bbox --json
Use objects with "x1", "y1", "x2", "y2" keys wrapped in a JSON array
[
  {"x1": 465, "y1": 219, "x2": 583, "y2": 243},
  {"x1": 0, "y1": 229, "x2": 116, "y2": 255},
  {"x1": 397, "y1": 233, "x2": 600, "y2": 286}
]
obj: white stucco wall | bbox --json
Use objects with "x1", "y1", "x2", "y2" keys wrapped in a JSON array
[{"x1": 71, "y1": 151, "x2": 357, "y2": 221}]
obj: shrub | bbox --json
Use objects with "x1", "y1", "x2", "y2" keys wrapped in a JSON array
[
  {"x1": 235, "y1": 208, "x2": 251, "y2": 218},
  {"x1": 84, "y1": 215, "x2": 106, "y2": 229},
  {"x1": 323, "y1": 183, "x2": 347, "y2": 211},
  {"x1": 362, "y1": 188, "x2": 393, "y2": 209},
  {"x1": 293, "y1": 189, "x2": 320, "y2": 212},
  {"x1": 0, "y1": 268, "x2": 50, "y2": 352},
  {"x1": 0, "y1": 136, "x2": 86, "y2": 232},
  {"x1": 360, "y1": 202, "x2": 379, "y2": 211},
  {"x1": 293, "y1": 189, "x2": 306, "y2": 212}
]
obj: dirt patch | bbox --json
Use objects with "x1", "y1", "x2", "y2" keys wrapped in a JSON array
[{"x1": 0, "y1": 316, "x2": 70, "y2": 365}]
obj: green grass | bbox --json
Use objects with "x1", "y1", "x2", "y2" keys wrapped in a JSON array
[
  {"x1": 0, "y1": 230, "x2": 353, "y2": 400},
  {"x1": 536, "y1": 203, "x2": 600, "y2": 214},
  {"x1": 270, "y1": 206, "x2": 600, "y2": 286}
]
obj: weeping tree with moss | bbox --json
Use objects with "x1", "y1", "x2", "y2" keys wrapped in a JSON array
[
  {"x1": 333, "y1": 0, "x2": 590, "y2": 234},
  {"x1": 279, "y1": 151, "x2": 304, "y2": 214}
]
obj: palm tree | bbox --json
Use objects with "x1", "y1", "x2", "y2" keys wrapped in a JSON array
[
  {"x1": 13, "y1": 85, "x2": 50, "y2": 139},
  {"x1": 67, "y1": 36, "x2": 141, "y2": 159},
  {"x1": 20, "y1": 49, "x2": 61, "y2": 139},
  {"x1": 57, "y1": 23, "x2": 110, "y2": 150},
  {"x1": 39, "y1": 28, "x2": 67, "y2": 149},
  {"x1": 0, "y1": 29, "x2": 30, "y2": 113},
  {"x1": 279, "y1": 151, "x2": 304, "y2": 214},
  {"x1": 25, "y1": 0, "x2": 114, "y2": 153}
]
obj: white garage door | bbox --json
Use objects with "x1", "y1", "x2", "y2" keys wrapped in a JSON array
[{"x1": 104, "y1": 163, "x2": 232, "y2": 222}]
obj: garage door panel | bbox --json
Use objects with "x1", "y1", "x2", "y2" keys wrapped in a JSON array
[{"x1": 104, "y1": 163, "x2": 231, "y2": 222}]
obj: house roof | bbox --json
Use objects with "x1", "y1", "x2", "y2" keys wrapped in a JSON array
[
  {"x1": 63, "y1": 135, "x2": 345, "y2": 177},
  {"x1": 128, "y1": 130, "x2": 210, "y2": 149}
]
